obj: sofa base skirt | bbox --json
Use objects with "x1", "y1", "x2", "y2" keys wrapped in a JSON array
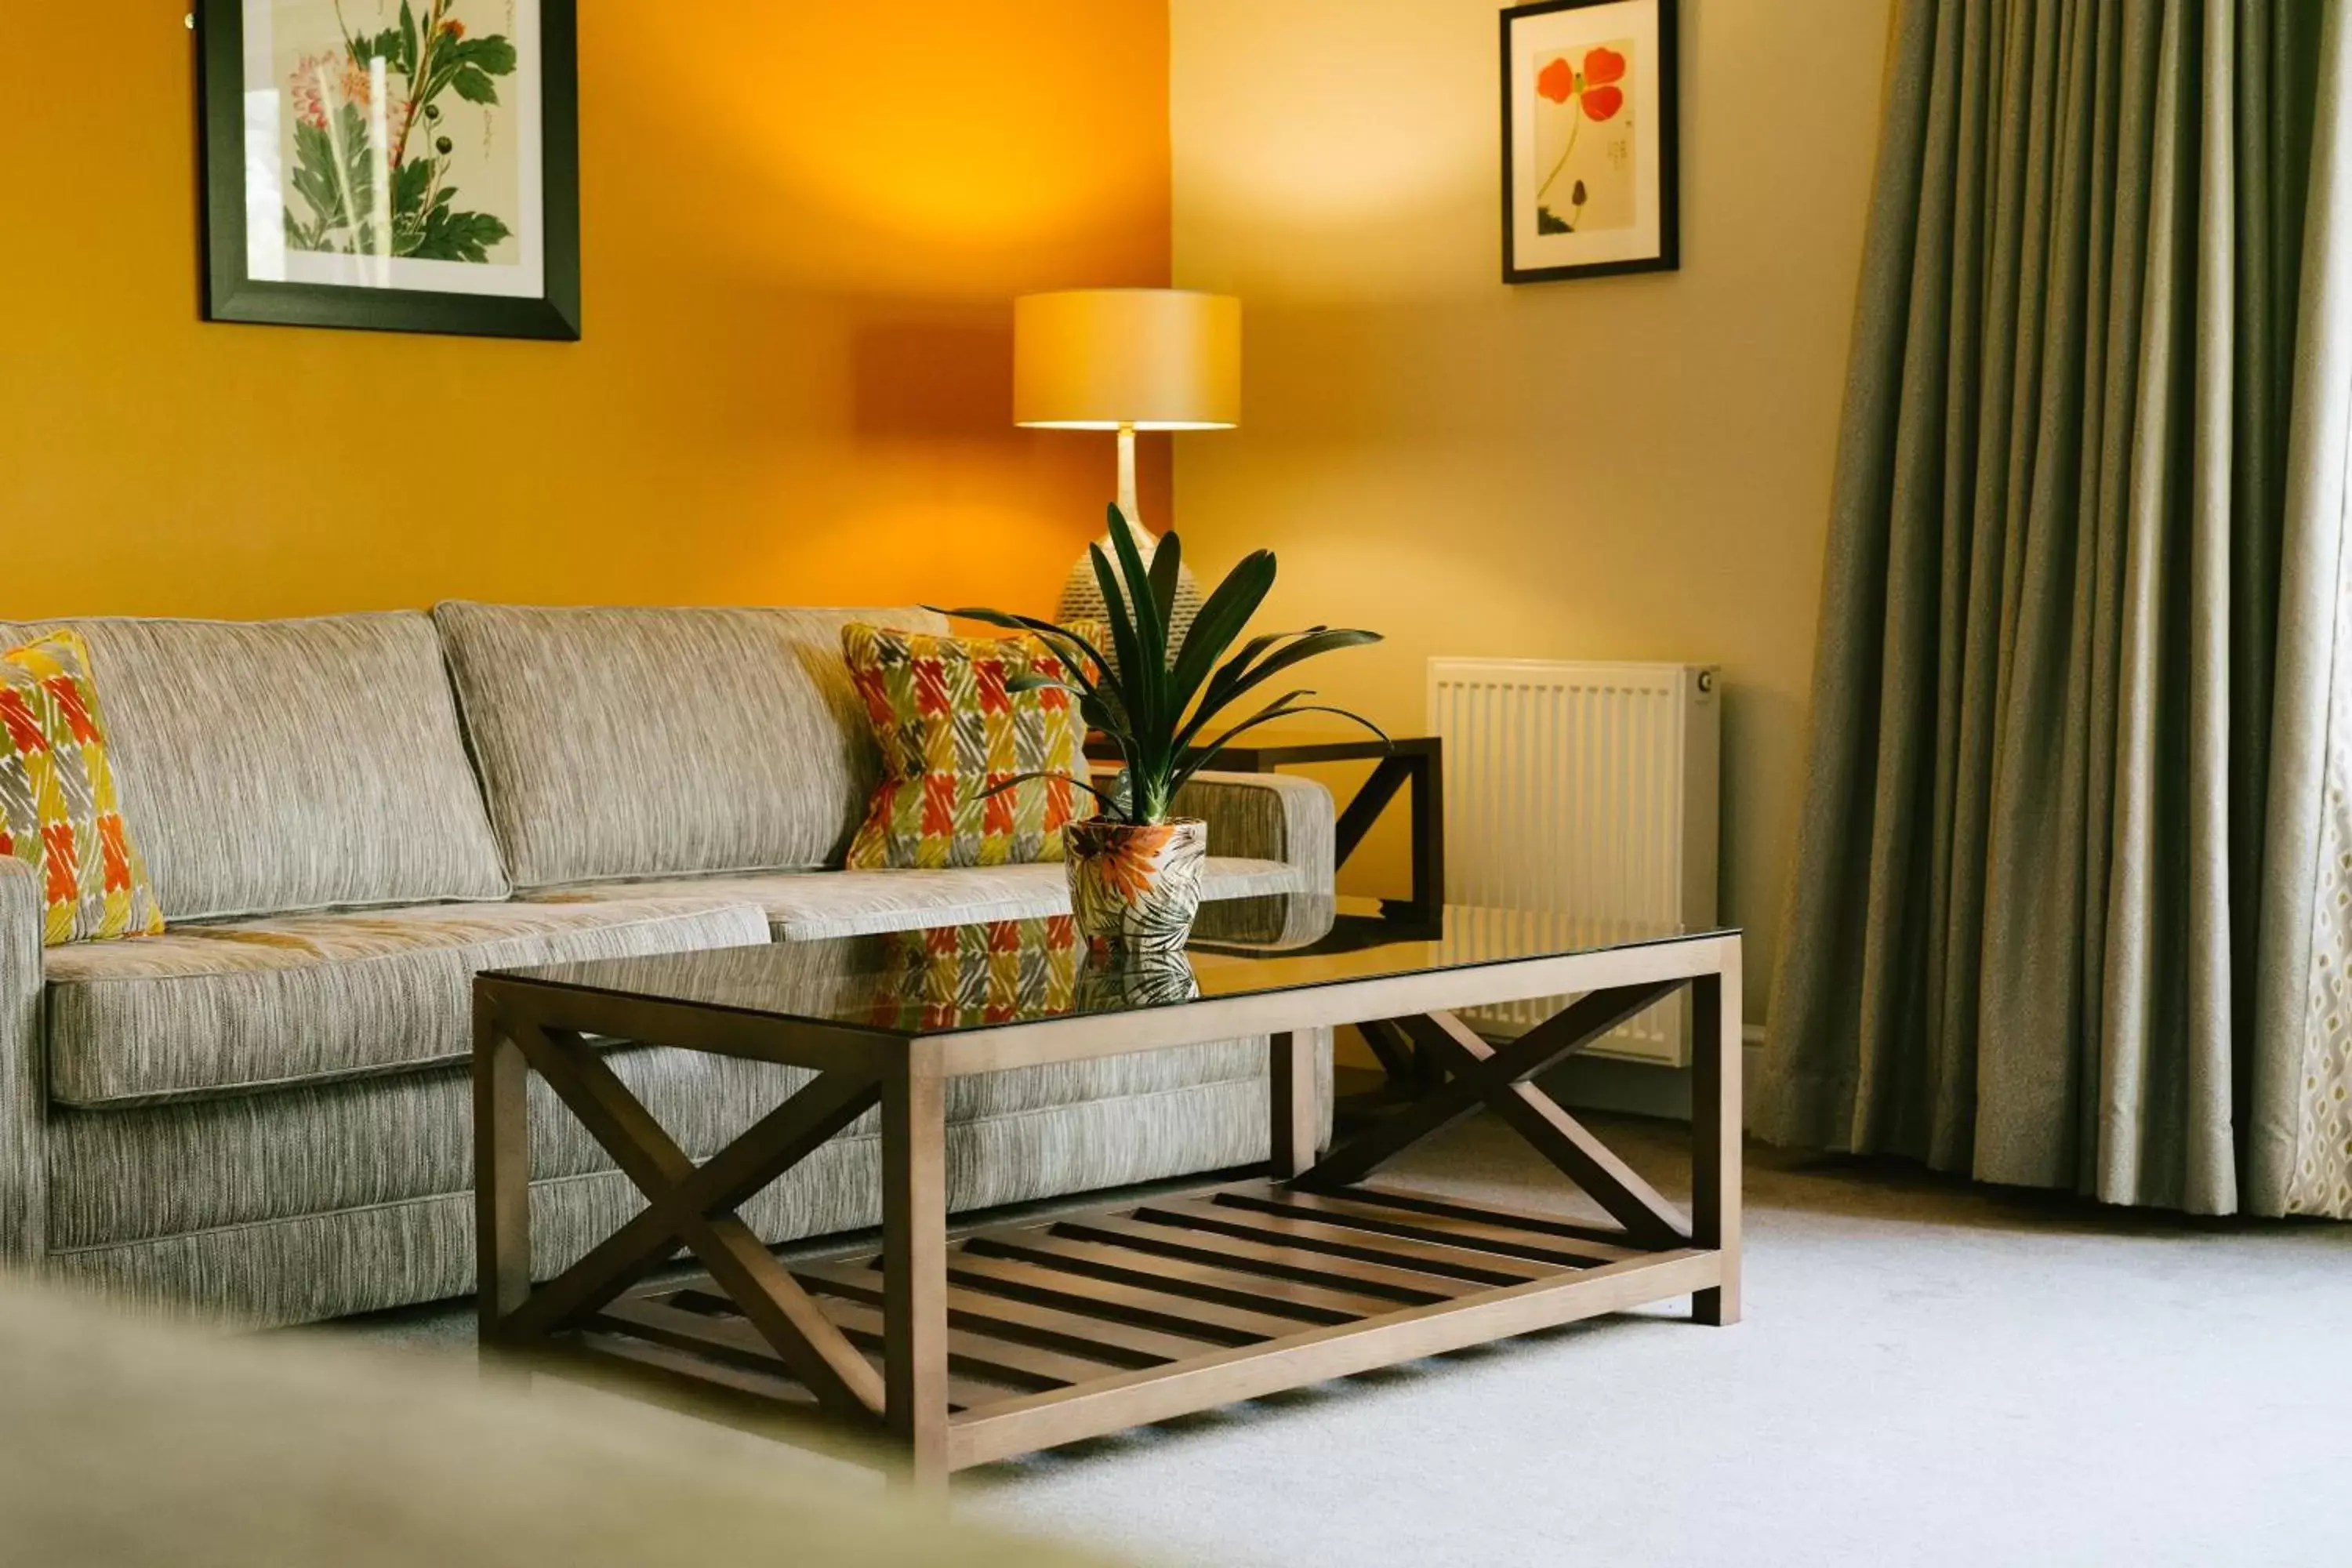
[{"x1": 42, "y1": 1044, "x2": 1334, "y2": 1328}]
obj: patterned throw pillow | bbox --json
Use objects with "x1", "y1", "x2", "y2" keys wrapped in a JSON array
[
  {"x1": 843, "y1": 622, "x2": 1100, "y2": 869},
  {"x1": 0, "y1": 630, "x2": 165, "y2": 945}
]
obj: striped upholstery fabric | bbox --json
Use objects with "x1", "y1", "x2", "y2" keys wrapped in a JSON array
[
  {"x1": 434, "y1": 602, "x2": 947, "y2": 890},
  {"x1": 42, "y1": 898, "x2": 771, "y2": 1109},
  {"x1": 41, "y1": 1041, "x2": 1333, "y2": 1326},
  {"x1": 45, "y1": 1035, "x2": 1276, "y2": 1249},
  {"x1": 530, "y1": 855, "x2": 1304, "y2": 941},
  {"x1": 0, "y1": 615, "x2": 510, "y2": 923},
  {"x1": 1168, "y1": 771, "x2": 1336, "y2": 885},
  {"x1": 0, "y1": 858, "x2": 40, "y2": 1258}
]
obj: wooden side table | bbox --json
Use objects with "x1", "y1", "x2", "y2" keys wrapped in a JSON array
[{"x1": 1089, "y1": 731, "x2": 1444, "y2": 924}]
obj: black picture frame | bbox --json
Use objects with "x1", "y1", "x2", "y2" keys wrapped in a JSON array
[
  {"x1": 1500, "y1": 0, "x2": 1679, "y2": 285},
  {"x1": 196, "y1": 0, "x2": 581, "y2": 339}
]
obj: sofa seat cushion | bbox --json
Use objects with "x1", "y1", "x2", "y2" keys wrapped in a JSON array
[
  {"x1": 42, "y1": 898, "x2": 771, "y2": 1109},
  {"x1": 44, "y1": 1034, "x2": 1278, "y2": 1251},
  {"x1": 0, "y1": 613, "x2": 510, "y2": 922},
  {"x1": 528, "y1": 858, "x2": 1305, "y2": 941}
]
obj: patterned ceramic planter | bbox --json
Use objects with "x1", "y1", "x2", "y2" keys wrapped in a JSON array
[{"x1": 1064, "y1": 817, "x2": 1208, "y2": 953}]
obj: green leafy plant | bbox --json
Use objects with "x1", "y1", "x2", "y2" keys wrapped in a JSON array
[
  {"x1": 283, "y1": 2, "x2": 518, "y2": 262},
  {"x1": 938, "y1": 506, "x2": 1386, "y2": 826}
]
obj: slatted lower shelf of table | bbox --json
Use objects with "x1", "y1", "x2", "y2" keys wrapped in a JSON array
[{"x1": 562, "y1": 1178, "x2": 1723, "y2": 1471}]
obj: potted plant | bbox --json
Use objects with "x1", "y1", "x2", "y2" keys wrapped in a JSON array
[{"x1": 941, "y1": 506, "x2": 1384, "y2": 952}]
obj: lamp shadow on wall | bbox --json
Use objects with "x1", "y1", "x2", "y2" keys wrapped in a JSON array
[{"x1": 848, "y1": 314, "x2": 1014, "y2": 441}]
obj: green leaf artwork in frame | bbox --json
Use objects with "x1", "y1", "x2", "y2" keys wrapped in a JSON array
[{"x1": 281, "y1": 0, "x2": 519, "y2": 264}]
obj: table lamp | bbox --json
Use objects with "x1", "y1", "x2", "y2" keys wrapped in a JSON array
[{"x1": 1014, "y1": 289, "x2": 1242, "y2": 645}]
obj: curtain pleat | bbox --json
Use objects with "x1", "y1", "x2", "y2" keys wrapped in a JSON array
[{"x1": 1759, "y1": 0, "x2": 2339, "y2": 1215}]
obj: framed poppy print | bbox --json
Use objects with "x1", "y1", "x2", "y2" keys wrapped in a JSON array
[
  {"x1": 1501, "y1": 0, "x2": 1679, "y2": 283},
  {"x1": 196, "y1": 1, "x2": 580, "y2": 339}
]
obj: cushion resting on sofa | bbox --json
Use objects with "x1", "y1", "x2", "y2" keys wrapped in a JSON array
[
  {"x1": 42, "y1": 898, "x2": 771, "y2": 1109},
  {"x1": 528, "y1": 857, "x2": 1305, "y2": 941}
]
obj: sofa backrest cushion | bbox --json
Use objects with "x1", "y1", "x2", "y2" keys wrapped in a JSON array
[
  {"x1": 0, "y1": 614, "x2": 510, "y2": 922},
  {"x1": 433, "y1": 602, "x2": 947, "y2": 890}
]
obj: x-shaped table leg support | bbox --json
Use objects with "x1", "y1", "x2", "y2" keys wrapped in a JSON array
[
  {"x1": 476, "y1": 999, "x2": 886, "y2": 1424},
  {"x1": 1299, "y1": 979, "x2": 1694, "y2": 1250}
]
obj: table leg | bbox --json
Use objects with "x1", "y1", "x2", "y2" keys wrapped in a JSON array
[
  {"x1": 882, "y1": 1051, "x2": 949, "y2": 1487},
  {"x1": 1388, "y1": 746, "x2": 1444, "y2": 924},
  {"x1": 1690, "y1": 964, "x2": 1744, "y2": 1325},
  {"x1": 474, "y1": 991, "x2": 531, "y2": 1346},
  {"x1": 1269, "y1": 1029, "x2": 1316, "y2": 1178}
]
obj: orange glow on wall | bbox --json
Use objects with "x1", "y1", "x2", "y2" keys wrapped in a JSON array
[{"x1": 0, "y1": 3, "x2": 1171, "y2": 621}]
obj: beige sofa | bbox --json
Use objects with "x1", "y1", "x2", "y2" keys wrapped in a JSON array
[{"x1": 0, "y1": 604, "x2": 1333, "y2": 1325}]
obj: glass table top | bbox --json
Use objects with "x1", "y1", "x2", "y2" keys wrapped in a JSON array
[{"x1": 493, "y1": 896, "x2": 1733, "y2": 1040}]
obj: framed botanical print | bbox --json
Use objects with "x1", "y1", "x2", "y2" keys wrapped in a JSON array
[
  {"x1": 197, "y1": 1, "x2": 580, "y2": 339},
  {"x1": 1501, "y1": 0, "x2": 1679, "y2": 284}
]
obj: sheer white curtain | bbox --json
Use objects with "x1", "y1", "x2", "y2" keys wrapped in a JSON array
[{"x1": 2265, "y1": 0, "x2": 2352, "y2": 1214}]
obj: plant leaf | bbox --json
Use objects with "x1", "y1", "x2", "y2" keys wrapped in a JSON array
[
  {"x1": 1147, "y1": 528, "x2": 1182, "y2": 635},
  {"x1": 977, "y1": 770, "x2": 1126, "y2": 813},
  {"x1": 1167, "y1": 550, "x2": 1276, "y2": 715},
  {"x1": 925, "y1": 607, "x2": 1112, "y2": 696},
  {"x1": 1088, "y1": 543, "x2": 1149, "y2": 719},
  {"x1": 451, "y1": 65, "x2": 500, "y2": 105},
  {"x1": 1179, "y1": 628, "x2": 1383, "y2": 750},
  {"x1": 1104, "y1": 509, "x2": 1169, "y2": 715},
  {"x1": 453, "y1": 34, "x2": 521, "y2": 74},
  {"x1": 1173, "y1": 704, "x2": 1390, "y2": 796}
]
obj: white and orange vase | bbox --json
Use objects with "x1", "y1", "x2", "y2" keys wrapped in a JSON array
[{"x1": 1063, "y1": 817, "x2": 1208, "y2": 953}]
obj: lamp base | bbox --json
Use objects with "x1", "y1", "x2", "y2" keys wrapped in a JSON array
[{"x1": 1058, "y1": 514, "x2": 1205, "y2": 658}]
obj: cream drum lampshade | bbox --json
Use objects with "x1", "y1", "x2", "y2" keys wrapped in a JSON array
[{"x1": 1014, "y1": 289, "x2": 1242, "y2": 651}]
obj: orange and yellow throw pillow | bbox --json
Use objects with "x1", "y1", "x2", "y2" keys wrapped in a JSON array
[
  {"x1": 843, "y1": 622, "x2": 1100, "y2": 870},
  {"x1": 0, "y1": 630, "x2": 164, "y2": 945}
]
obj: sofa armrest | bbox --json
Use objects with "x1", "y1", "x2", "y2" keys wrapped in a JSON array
[
  {"x1": 0, "y1": 858, "x2": 44, "y2": 1261},
  {"x1": 1160, "y1": 770, "x2": 1336, "y2": 895}
]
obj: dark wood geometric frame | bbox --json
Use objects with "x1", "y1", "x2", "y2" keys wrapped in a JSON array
[
  {"x1": 194, "y1": 0, "x2": 583, "y2": 339},
  {"x1": 1087, "y1": 733, "x2": 1444, "y2": 923},
  {"x1": 476, "y1": 932, "x2": 1741, "y2": 1487}
]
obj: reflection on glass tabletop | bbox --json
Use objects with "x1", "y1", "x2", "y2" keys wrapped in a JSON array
[{"x1": 491, "y1": 896, "x2": 1733, "y2": 1039}]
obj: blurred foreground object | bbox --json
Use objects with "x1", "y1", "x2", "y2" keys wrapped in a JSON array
[{"x1": 0, "y1": 1273, "x2": 1126, "y2": 1568}]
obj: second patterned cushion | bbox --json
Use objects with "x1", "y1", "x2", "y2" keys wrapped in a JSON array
[
  {"x1": 0, "y1": 630, "x2": 165, "y2": 945},
  {"x1": 842, "y1": 622, "x2": 1099, "y2": 870}
]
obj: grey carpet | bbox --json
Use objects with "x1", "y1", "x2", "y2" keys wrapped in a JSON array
[{"x1": 315, "y1": 1112, "x2": 2352, "y2": 1567}]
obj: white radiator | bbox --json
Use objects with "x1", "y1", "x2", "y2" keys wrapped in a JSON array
[{"x1": 1428, "y1": 659, "x2": 1721, "y2": 1065}]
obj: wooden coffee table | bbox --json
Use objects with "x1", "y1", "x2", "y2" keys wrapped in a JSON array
[{"x1": 474, "y1": 908, "x2": 1742, "y2": 1486}]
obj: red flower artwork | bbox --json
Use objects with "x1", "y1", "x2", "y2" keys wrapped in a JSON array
[{"x1": 1533, "y1": 42, "x2": 1634, "y2": 227}]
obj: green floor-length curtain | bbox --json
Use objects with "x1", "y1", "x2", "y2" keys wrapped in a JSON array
[{"x1": 1758, "y1": 0, "x2": 2352, "y2": 1215}]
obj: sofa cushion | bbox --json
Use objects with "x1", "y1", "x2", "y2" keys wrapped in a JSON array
[
  {"x1": 0, "y1": 614, "x2": 509, "y2": 923},
  {"x1": 41, "y1": 898, "x2": 770, "y2": 1109},
  {"x1": 434, "y1": 602, "x2": 947, "y2": 891},
  {"x1": 529, "y1": 857, "x2": 1305, "y2": 941},
  {"x1": 43, "y1": 1033, "x2": 1277, "y2": 1250},
  {"x1": 841, "y1": 621, "x2": 1097, "y2": 870},
  {"x1": 0, "y1": 631, "x2": 165, "y2": 945}
]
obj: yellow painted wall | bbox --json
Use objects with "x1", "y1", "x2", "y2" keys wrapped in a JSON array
[
  {"x1": 1171, "y1": 0, "x2": 1894, "y2": 1025},
  {"x1": 0, "y1": 3, "x2": 1171, "y2": 621}
]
